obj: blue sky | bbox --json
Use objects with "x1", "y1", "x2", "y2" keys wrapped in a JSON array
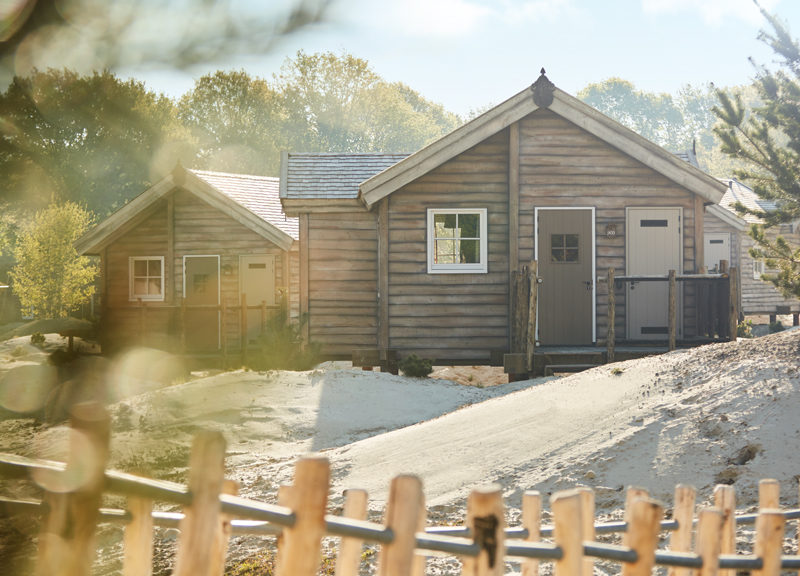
[{"x1": 111, "y1": 0, "x2": 800, "y2": 116}]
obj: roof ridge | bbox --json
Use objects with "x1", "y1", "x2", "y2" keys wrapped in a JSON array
[{"x1": 189, "y1": 168, "x2": 279, "y2": 181}]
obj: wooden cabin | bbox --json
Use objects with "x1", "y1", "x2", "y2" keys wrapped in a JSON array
[
  {"x1": 76, "y1": 165, "x2": 299, "y2": 354},
  {"x1": 704, "y1": 178, "x2": 800, "y2": 323},
  {"x1": 281, "y1": 73, "x2": 728, "y2": 366}
]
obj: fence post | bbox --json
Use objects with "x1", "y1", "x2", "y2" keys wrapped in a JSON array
[
  {"x1": 335, "y1": 489, "x2": 369, "y2": 576},
  {"x1": 37, "y1": 402, "x2": 110, "y2": 576},
  {"x1": 209, "y1": 480, "x2": 239, "y2": 576},
  {"x1": 577, "y1": 487, "x2": 595, "y2": 576},
  {"x1": 622, "y1": 487, "x2": 649, "y2": 547},
  {"x1": 527, "y1": 261, "x2": 538, "y2": 374},
  {"x1": 713, "y1": 485, "x2": 736, "y2": 576},
  {"x1": 276, "y1": 456, "x2": 330, "y2": 576},
  {"x1": 607, "y1": 267, "x2": 615, "y2": 363},
  {"x1": 172, "y1": 431, "x2": 227, "y2": 576},
  {"x1": 759, "y1": 479, "x2": 780, "y2": 510},
  {"x1": 463, "y1": 485, "x2": 505, "y2": 576},
  {"x1": 728, "y1": 267, "x2": 739, "y2": 340},
  {"x1": 123, "y1": 497, "x2": 154, "y2": 576},
  {"x1": 695, "y1": 508, "x2": 722, "y2": 576},
  {"x1": 521, "y1": 491, "x2": 541, "y2": 576},
  {"x1": 668, "y1": 484, "x2": 696, "y2": 576},
  {"x1": 754, "y1": 510, "x2": 785, "y2": 576},
  {"x1": 412, "y1": 491, "x2": 427, "y2": 576},
  {"x1": 241, "y1": 293, "x2": 248, "y2": 367},
  {"x1": 378, "y1": 475, "x2": 424, "y2": 576},
  {"x1": 620, "y1": 497, "x2": 663, "y2": 576},
  {"x1": 668, "y1": 270, "x2": 677, "y2": 351},
  {"x1": 551, "y1": 489, "x2": 583, "y2": 576}
]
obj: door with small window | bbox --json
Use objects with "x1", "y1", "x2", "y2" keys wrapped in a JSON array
[
  {"x1": 240, "y1": 255, "x2": 276, "y2": 346},
  {"x1": 704, "y1": 233, "x2": 730, "y2": 273},
  {"x1": 536, "y1": 208, "x2": 594, "y2": 345},
  {"x1": 626, "y1": 208, "x2": 682, "y2": 340},
  {"x1": 184, "y1": 255, "x2": 220, "y2": 352}
]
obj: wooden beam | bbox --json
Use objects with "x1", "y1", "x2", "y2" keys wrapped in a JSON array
[
  {"x1": 378, "y1": 199, "x2": 389, "y2": 350},
  {"x1": 509, "y1": 122, "x2": 520, "y2": 273},
  {"x1": 694, "y1": 195, "x2": 704, "y2": 272},
  {"x1": 167, "y1": 195, "x2": 175, "y2": 305}
]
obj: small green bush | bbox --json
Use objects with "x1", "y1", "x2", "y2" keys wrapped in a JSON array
[
  {"x1": 249, "y1": 301, "x2": 319, "y2": 371},
  {"x1": 737, "y1": 318, "x2": 754, "y2": 338},
  {"x1": 399, "y1": 354, "x2": 433, "y2": 377},
  {"x1": 769, "y1": 320, "x2": 785, "y2": 333},
  {"x1": 30, "y1": 332, "x2": 45, "y2": 346}
]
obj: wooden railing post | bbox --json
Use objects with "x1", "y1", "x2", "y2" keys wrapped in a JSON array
[
  {"x1": 172, "y1": 431, "x2": 227, "y2": 576},
  {"x1": 713, "y1": 485, "x2": 736, "y2": 576},
  {"x1": 668, "y1": 269, "x2": 677, "y2": 351},
  {"x1": 335, "y1": 489, "x2": 369, "y2": 576},
  {"x1": 695, "y1": 508, "x2": 723, "y2": 576},
  {"x1": 240, "y1": 293, "x2": 248, "y2": 367},
  {"x1": 620, "y1": 497, "x2": 663, "y2": 576},
  {"x1": 463, "y1": 485, "x2": 505, "y2": 576},
  {"x1": 209, "y1": 480, "x2": 239, "y2": 576},
  {"x1": 123, "y1": 496, "x2": 154, "y2": 576},
  {"x1": 521, "y1": 491, "x2": 541, "y2": 576},
  {"x1": 378, "y1": 475, "x2": 424, "y2": 576},
  {"x1": 37, "y1": 402, "x2": 110, "y2": 576},
  {"x1": 551, "y1": 490, "x2": 583, "y2": 576},
  {"x1": 622, "y1": 487, "x2": 649, "y2": 547},
  {"x1": 527, "y1": 261, "x2": 538, "y2": 374},
  {"x1": 668, "y1": 484, "x2": 696, "y2": 576},
  {"x1": 607, "y1": 267, "x2": 615, "y2": 363},
  {"x1": 754, "y1": 510, "x2": 785, "y2": 576},
  {"x1": 759, "y1": 479, "x2": 780, "y2": 510},
  {"x1": 276, "y1": 457, "x2": 330, "y2": 576},
  {"x1": 577, "y1": 487, "x2": 595, "y2": 576}
]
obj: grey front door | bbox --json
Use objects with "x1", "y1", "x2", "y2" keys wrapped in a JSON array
[
  {"x1": 240, "y1": 254, "x2": 276, "y2": 345},
  {"x1": 537, "y1": 209, "x2": 594, "y2": 345},
  {"x1": 184, "y1": 255, "x2": 220, "y2": 352}
]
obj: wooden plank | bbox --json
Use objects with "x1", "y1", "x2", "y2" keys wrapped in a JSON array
[
  {"x1": 209, "y1": 480, "x2": 238, "y2": 576},
  {"x1": 299, "y1": 213, "x2": 309, "y2": 344},
  {"x1": 527, "y1": 261, "x2": 538, "y2": 373},
  {"x1": 123, "y1": 496, "x2": 154, "y2": 576},
  {"x1": 463, "y1": 485, "x2": 505, "y2": 576},
  {"x1": 607, "y1": 267, "x2": 615, "y2": 362},
  {"x1": 577, "y1": 487, "x2": 595, "y2": 576},
  {"x1": 620, "y1": 497, "x2": 663, "y2": 576},
  {"x1": 713, "y1": 485, "x2": 736, "y2": 576},
  {"x1": 758, "y1": 479, "x2": 780, "y2": 510},
  {"x1": 378, "y1": 197, "x2": 390, "y2": 349},
  {"x1": 509, "y1": 121, "x2": 520, "y2": 275},
  {"x1": 521, "y1": 491, "x2": 541, "y2": 576},
  {"x1": 334, "y1": 489, "x2": 368, "y2": 576},
  {"x1": 668, "y1": 484, "x2": 696, "y2": 576},
  {"x1": 551, "y1": 490, "x2": 583, "y2": 576},
  {"x1": 694, "y1": 195, "x2": 704, "y2": 272},
  {"x1": 378, "y1": 475, "x2": 423, "y2": 576},
  {"x1": 668, "y1": 269, "x2": 677, "y2": 351},
  {"x1": 695, "y1": 508, "x2": 722, "y2": 576},
  {"x1": 167, "y1": 195, "x2": 174, "y2": 304},
  {"x1": 753, "y1": 510, "x2": 784, "y2": 576}
]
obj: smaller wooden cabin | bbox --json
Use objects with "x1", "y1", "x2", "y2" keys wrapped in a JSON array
[
  {"x1": 282, "y1": 73, "x2": 729, "y2": 366},
  {"x1": 704, "y1": 178, "x2": 800, "y2": 322},
  {"x1": 76, "y1": 165, "x2": 299, "y2": 354}
]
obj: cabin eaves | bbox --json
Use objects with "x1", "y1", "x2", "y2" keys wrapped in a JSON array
[
  {"x1": 359, "y1": 75, "x2": 727, "y2": 208},
  {"x1": 76, "y1": 165, "x2": 297, "y2": 255}
]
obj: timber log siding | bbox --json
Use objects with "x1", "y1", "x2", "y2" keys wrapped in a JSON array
[
  {"x1": 517, "y1": 110, "x2": 700, "y2": 342},
  {"x1": 100, "y1": 190, "x2": 292, "y2": 352}
]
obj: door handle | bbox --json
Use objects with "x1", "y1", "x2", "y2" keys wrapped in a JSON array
[
  {"x1": 630, "y1": 281, "x2": 637, "y2": 291},
  {"x1": 584, "y1": 281, "x2": 593, "y2": 291}
]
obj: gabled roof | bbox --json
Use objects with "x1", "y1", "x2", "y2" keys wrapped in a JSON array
[
  {"x1": 76, "y1": 165, "x2": 297, "y2": 255},
  {"x1": 281, "y1": 153, "x2": 410, "y2": 200},
  {"x1": 359, "y1": 74, "x2": 727, "y2": 209},
  {"x1": 719, "y1": 178, "x2": 777, "y2": 225}
]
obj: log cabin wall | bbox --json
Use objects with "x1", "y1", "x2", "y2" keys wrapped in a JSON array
[
  {"x1": 516, "y1": 109, "x2": 699, "y2": 341},
  {"x1": 305, "y1": 210, "x2": 379, "y2": 357},
  {"x1": 101, "y1": 189, "x2": 290, "y2": 352},
  {"x1": 386, "y1": 130, "x2": 510, "y2": 362}
]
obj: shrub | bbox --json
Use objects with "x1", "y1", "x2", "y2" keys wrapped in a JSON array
[
  {"x1": 249, "y1": 302, "x2": 319, "y2": 371},
  {"x1": 769, "y1": 320, "x2": 784, "y2": 333},
  {"x1": 30, "y1": 332, "x2": 45, "y2": 346},
  {"x1": 399, "y1": 354, "x2": 433, "y2": 377},
  {"x1": 737, "y1": 318, "x2": 754, "y2": 338}
]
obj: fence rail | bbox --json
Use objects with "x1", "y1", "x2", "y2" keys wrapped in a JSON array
[{"x1": 1, "y1": 405, "x2": 798, "y2": 576}]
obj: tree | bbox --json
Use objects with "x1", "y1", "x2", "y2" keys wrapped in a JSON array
[
  {"x1": 10, "y1": 202, "x2": 97, "y2": 319},
  {"x1": 0, "y1": 69, "x2": 192, "y2": 216},
  {"x1": 178, "y1": 70, "x2": 284, "y2": 175},
  {"x1": 713, "y1": 8, "x2": 800, "y2": 298},
  {"x1": 275, "y1": 50, "x2": 461, "y2": 153}
]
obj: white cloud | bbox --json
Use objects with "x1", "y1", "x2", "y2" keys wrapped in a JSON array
[
  {"x1": 493, "y1": 0, "x2": 575, "y2": 23},
  {"x1": 349, "y1": 0, "x2": 492, "y2": 39},
  {"x1": 641, "y1": 0, "x2": 780, "y2": 26}
]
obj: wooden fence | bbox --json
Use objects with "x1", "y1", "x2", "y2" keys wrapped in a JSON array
[{"x1": 1, "y1": 404, "x2": 799, "y2": 576}]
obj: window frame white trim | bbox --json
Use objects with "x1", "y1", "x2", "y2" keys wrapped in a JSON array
[
  {"x1": 426, "y1": 208, "x2": 488, "y2": 274},
  {"x1": 752, "y1": 258, "x2": 766, "y2": 280},
  {"x1": 129, "y1": 256, "x2": 165, "y2": 302}
]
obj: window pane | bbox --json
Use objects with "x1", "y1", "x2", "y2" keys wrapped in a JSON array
[
  {"x1": 565, "y1": 234, "x2": 579, "y2": 248},
  {"x1": 149, "y1": 278, "x2": 162, "y2": 295},
  {"x1": 435, "y1": 239, "x2": 458, "y2": 264},
  {"x1": 434, "y1": 214, "x2": 457, "y2": 237},
  {"x1": 134, "y1": 260, "x2": 147, "y2": 276},
  {"x1": 460, "y1": 239, "x2": 479, "y2": 263},
  {"x1": 551, "y1": 248, "x2": 564, "y2": 262},
  {"x1": 552, "y1": 234, "x2": 564, "y2": 249},
  {"x1": 459, "y1": 214, "x2": 479, "y2": 238},
  {"x1": 134, "y1": 278, "x2": 147, "y2": 294},
  {"x1": 149, "y1": 259, "x2": 161, "y2": 275},
  {"x1": 565, "y1": 248, "x2": 579, "y2": 262}
]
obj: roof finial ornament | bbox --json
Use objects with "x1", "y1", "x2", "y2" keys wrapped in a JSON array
[
  {"x1": 531, "y1": 68, "x2": 555, "y2": 108},
  {"x1": 540, "y1": 67, "x2": 546, "y2": 76}
]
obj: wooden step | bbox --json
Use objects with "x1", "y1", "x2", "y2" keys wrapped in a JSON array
[{"x1": 544, "y1": 363, "x2": 601, "y2": 376}]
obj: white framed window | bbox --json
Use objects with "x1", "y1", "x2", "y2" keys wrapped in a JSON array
[
  {"x1": 427, "y1": 208, "x2": 488, "y2": 274},
  {"x1": 129, "y1": 256, "x2": 165, "y2": 301},
  {"x1": 752, "y1": 259, "x2": 766, "y2": 280}
]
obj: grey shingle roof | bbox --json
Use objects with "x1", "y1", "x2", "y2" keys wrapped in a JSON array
[
  {"x1": 283, "y1": 153, "x2": 409, "y2": 200},
  {"x1": 720, "y1": 179, "x2": 778, "y2": 225},
  {"x1": 191, "y1": 169, "x2": 299, "y2": 240}
]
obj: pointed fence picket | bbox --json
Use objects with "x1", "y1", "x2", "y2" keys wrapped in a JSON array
[{"x1": 1, "y1": 410, "x2": 800, "y2": 576}]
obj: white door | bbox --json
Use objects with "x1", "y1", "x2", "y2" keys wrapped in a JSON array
[
  {"x1": 626, "y1": 208, "x2": 682, "y2": 340},
  {"x1": 704, "y1": 233, "x2": 730, "y2": 273},
  {"x1": 240, "y1": 255, "x2": 276, "y2": 345}
]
